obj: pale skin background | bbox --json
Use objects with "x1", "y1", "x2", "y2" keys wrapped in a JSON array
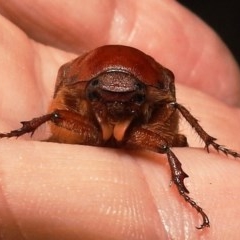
[{"x1": 0, "y1": 0, "x2": 240, "y2": 239}]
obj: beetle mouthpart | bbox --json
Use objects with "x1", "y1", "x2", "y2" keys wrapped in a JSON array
[
  {"x1": 99, "y1": 117, "x2": 133, "y2": 142},
  {"x1": 101, "y1": 122, "x2": 113, "y2": 141},
  {"x1": 113, "y1": 117, "x2": 133, "y2": 142}
]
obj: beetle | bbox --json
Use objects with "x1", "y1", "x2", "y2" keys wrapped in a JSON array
[{"x1": 0, "y1": 45, "x2": 239, "y2": 229}]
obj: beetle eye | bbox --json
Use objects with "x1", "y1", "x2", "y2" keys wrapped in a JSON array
[
  {"x1": 157, "y1": 81, "x2": 165, "y2": 89},
  {"x1": 86, "y1": 78, "x2": 100, "y2": 101},
  {"x1": 135, "y1": 82, "x2": 144, "y2": 90},
  {"x1": 133, "y1": 94, "x2": 145, "y2": 105},
  {"x1": 87, "y1": 91, "x2": 100, "y2": 101},
  {"x1": 91, "y1": 79, "x2": 99, "y2": 86},
  {"x1": 132, "y1": 82, "x2": 146, "y2": 104}
]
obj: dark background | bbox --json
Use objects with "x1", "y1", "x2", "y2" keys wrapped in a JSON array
[{"x1": 178, "y1": 1, "x2": 240, "y2": 66}]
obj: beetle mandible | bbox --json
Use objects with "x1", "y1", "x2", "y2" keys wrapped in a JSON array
[{"x1": 1, "y1": 45, "x2": 239, "y2": 229}]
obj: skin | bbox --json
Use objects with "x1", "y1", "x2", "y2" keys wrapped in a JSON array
[{"x1": 0, "y1": 0, "x2": 240, "y2": 239}]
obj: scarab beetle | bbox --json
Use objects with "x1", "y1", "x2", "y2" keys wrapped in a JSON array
[{"x1": 0, "y1": 45, "x2": 239, "y2": 229}]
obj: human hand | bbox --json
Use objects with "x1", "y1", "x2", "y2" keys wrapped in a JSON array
[{"x1": 0, "y1": 1, "x2": 240, "y2": 239}]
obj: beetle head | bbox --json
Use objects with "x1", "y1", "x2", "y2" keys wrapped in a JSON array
[
  {"x1": 86, "y1": 70, "x2": 146, "y2": 120},
  {"x1": 85, "y1": 68, "x2": 175, "y2": 142}
]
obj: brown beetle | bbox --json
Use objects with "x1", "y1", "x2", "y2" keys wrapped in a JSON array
[{"x1": 0, "y1": 45, "x2": 239, "y2": 229}]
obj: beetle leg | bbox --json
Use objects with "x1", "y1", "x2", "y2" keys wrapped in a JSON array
[
  {"x1": 172, "y1": 134, "x2": 188, "y2": 147},
  {"x1": 0, "y1": 110, "x2": 102, "y2": 145},
  {"x1": 175, "y1": 103, "x2": 240, "y2": 158},
  {"x1": 0, "y1": 113, "x2": 54, "y2": 138},
  {"x1": 167, "y1": 149, "x2": 210, "y2": 229},
  {"x1": 125, "y1": 127, "x2": 209, "y2": 229},
  {"x1": 49, "y1": 109, "x2": 102, "y2": 145}
]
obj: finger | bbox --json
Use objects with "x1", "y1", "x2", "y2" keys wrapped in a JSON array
[
  {"x1": 0, "y1": 141, "x2": 168, "y2": 240},
  {"x1": 0, "y1": 15, "x2": 75, "y2": 126},
  {"x1": 1, "y1": 140, "x2": 239, "y2": 239},
  {"x1": 0, "y1": 85, "x2": 240, "y2": 239},
  {"x1": 0, "y1": 0, "x2": 239, "y2": 105},
  {"x1": 138, "y1": 147, "x2": 240, "y2": 239}
]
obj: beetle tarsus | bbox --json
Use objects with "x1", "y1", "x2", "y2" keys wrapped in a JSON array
[
  {"x1": 196, "y1": 216, "x2": 210, "y2": 229},
  {"x1": 0, "y1": 114, "x2": 54, "y2": 139},
  {"x1": 209, "y1": 141, "x2": 240, "y2": 158}
]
